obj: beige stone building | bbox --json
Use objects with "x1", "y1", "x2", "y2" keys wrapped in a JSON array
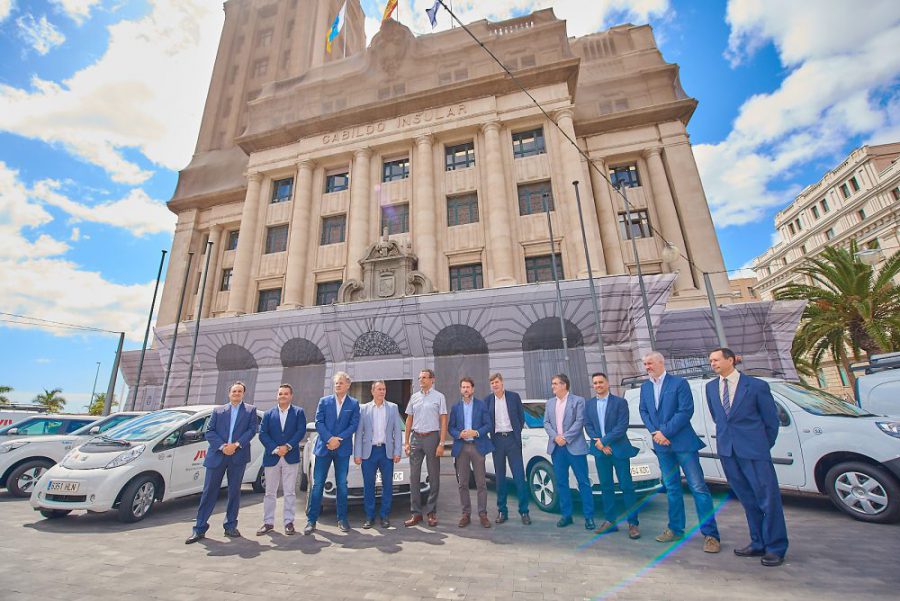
[
  {"x1": 752, "y1": 142, "x2": 900, "y2": 396},
  {"x1": 728, "y1": 276, "x2": 759, "y2": 303},
  {"x1": 155, "y1": 0, "x2": 733, "y2": 331}
]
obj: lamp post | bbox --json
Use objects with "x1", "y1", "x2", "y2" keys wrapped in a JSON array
[
  {"x1": 543, "y1": 193, "x2": 570, "y2": 365},
  {"x1": 89, "y1": 361, "x2": 101, "y2": 410},
  {"x1": 620, "y1": 184, "x2": 657, "y2": 350},
  {"x1": 572, "y1": 180, "x2": 608, "y2": 374}
]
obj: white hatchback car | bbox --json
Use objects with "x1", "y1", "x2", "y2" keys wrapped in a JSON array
[
  {"x1": 30, "y1": 405, "x2": 266, "y2": 523},
  {"x1": 484, "y1": 400, "x2": 662, "y2": 514},
  {"x1": 0, "y1": 412, "x2": 144, "y2": 497},
  {"x1": 624, "y1": 376, "x2": 900, "y2": 524}
]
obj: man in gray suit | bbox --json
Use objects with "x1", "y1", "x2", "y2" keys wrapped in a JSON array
[
  {"x1": 543, "y1": 373, "x2": 595, "y2": 530},
  {"x1": 354, "y1": 381, "x2": 403, "y2": 529}
]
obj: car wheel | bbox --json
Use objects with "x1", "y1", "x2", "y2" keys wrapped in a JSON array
[
  {"x1": 8, "y1": 459, "x2": 53, "y2": 497},
  {"x1": 252, "y1": 467, "x2": 265, "y2": 493},
  {"x1": 825, "y1": 461, "x2": 900, "y2": 524},
  {"x1": 117, "y1": 476, "x2": 157, "y2": 523},
  {"x1": 39, "y1": 509, "x2": 71, "y2": 519},
  {"x1": 528, "y1": 460, "x2": 559, "y2": 513}
]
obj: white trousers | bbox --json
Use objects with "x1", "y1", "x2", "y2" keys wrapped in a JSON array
[{"x1": 263, "y1": 457, "x2": 300, "y2": 526}]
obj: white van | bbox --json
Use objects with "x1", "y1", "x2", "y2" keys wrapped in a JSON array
[
  {"x1": 30, "y1": 405, "x2": 266, "y2": 522},
  {"x1": 853, "y1": 353, "x2": 900, "y2": 417}
]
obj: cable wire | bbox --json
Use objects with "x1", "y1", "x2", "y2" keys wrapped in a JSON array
[{"x1": 0, "y1": 311, "x2": 121, "y2": 334}]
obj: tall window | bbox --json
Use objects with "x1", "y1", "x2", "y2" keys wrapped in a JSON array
[
  {"x1": 449, "y1": 264, "x2": 483, "y2": 291},
  {"x1": 526, "y1": 254, "x2": 563, "y2": 283},
  {"x1": 825, "y1": 228, "x2": 836, "y2": 241},
  {"x1": 849, "y1": 176, "x2": 860, "y2": 192},
  {"x1": 325, "y1": 172, "x2": 349, "y2": 193},
  {"x1": 257, "y1": 288, "x2": 281, "y2": 312},
  {"x1": 794, "y1": 218, "x2": 802, "y2": 231},
  {"x1": 811, "y1": 205, "x2": 820, "y2": 219},
  {"x1": 816, "y1": 369, "x2": 828, "y2": 388},
  {"x1": 857, "y1": 208, "x2": 867, "y2": 221},
  {"x1": 838, "y1": 366, "x2": 850, "y2": 387},
  {"x1": 892, "y1": 187, "x2": 900, "y2": 201},
  {"x1": 220, "y1": 268, "x2": 233, "y2": 292},
  {"x1": 840, "y1": 183, "x2": 850, "y2": 199},
  {"x1": 321, "y1": 215, "x2": 346, "y2": 245},
  {"x1": 271, "y1": 178, "x2": 294, "y2": 203},
  {"x1": 511, "y1": 128, "x2": 545, "y2": 158},
  {"x1": 316, "y1": 281, "x2": 341, "y2": 305},
  {"x1": 517, "y1": 181, "x2": 553, "y2": 215},
  {"x1": 257, "y1": 28, "x2": 273, "y2": 48},
  {"x1": 609, "y1": 164, "x2": 641, "y2": 188},
  {"x1": 445, "y1": 142, "x2": 475, "y2": 171},
  {"x1": 447, "y1": 194, "x2": 479, "y2": 226},
  {"x1": 252, "y1": 58, "x2": 268, "y2": 78},
  {"x1": 265, "y1": 225, "x2": 289, "y2": 254},
  {"x1": 618, "y1": 210, "x2": 651, "y2": 239},
  {"x1": 788, "y1": 223, "x2": 795, "y2": 235},
  {"x1": 821, "y1": 198, "x2": 831, "y2": 213},
  {"x1": 226, "y1": 230, "x2": 239, "y2": 251},
  {"x1": 383, "y1": 158, "x2": 409, "y2": 182},
  {"x1": 381, "y1": 204, "x2": 410, "y2": 235}
]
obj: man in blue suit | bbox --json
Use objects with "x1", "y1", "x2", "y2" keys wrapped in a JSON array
[
  {"x1": 449, "y1": 377, "x2": 494, "y2": 528},
  {"x1": 256, "y1": 383, "x2": 306, "y2": 536},
  {"x1": 304, "y1": 371, "x2": 360, "y2": 535},
  {"x1": 638, "y1": 351, "x2": 720, "y2": 553},
  {"x1": 485, "y1": 373, "x2": 531, "y2": 525},
  {"x1": 353, "y1": 380, "x2": 403, "y2": 529},
  {"x1": 585, "y1": 372, "x2": 641, "y2": 539},
  {"x1": 186, "y1": 381, "x2": 259, "y2": 544},
  {"x1": 543, "y1": 373, "x2": 595, "y2": 530},
  {"x1": 708, "y1": 348, "x2": 788, "y2": 567}
]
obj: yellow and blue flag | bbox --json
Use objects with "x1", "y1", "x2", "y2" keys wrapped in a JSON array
[{"x1": 326, "y1": 1, "x2": 348, "y2": 54}]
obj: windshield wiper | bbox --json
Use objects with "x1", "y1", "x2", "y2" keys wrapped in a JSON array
[{"x1": 96, "y1": 435, "x2": 131, "y2": 445}]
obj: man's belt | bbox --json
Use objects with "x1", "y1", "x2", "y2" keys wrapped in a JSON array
[{"x1": 413, "y1": 430, "x2": 437, "y2": 436}]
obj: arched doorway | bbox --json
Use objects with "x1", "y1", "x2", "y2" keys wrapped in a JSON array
[
  {"x1": 433, "y1": 324, "x2": 490, "y2": 407},
  {"x1": 522, "y1": 318, "x2": 590, "y2": 400},
  {"x1": 214, "y1": 344, "x2": 258, "y2": 403},
  {"x1": 281, "y1": 338, "x2": 327, "y2": 418}
]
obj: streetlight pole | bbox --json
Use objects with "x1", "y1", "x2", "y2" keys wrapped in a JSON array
[
  {"x1": 89, "y1": 361, "x2": 101, "y2": 410},
  {"x1": 703, "y1": 272, "x2": 728, "y2": 348},
  {"x1": 543, "y1": 193, "x2": 569, "y2": 365},
  {"x1": 130, "y1": 249, "x2": 167, "y2": 410},
  {"x1": 620, "y1": 184, "x2": 656, "y2": 350},
  {"x1": 572, "y1": 180, "x2": 608, "y2": 374},
  {"x1": 183, "y1": 241, "x2": 214, "y2": 405},
  {"x1": 103, "y1": 332, "x2": 124, "y2": 416},
  {"x1": 159, "y1": 251, "x2": 194, "y2": 409}
]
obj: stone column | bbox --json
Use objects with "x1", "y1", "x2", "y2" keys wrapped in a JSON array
[
  {"x1": 556, "y1": 109, "x2": 604, "y2": 278},
  {"x1": 481, "y1": 121, "x2": 516, "y2": 286},
  {"x1": 156, "y1": 210, "x2": 197, "y2": 327},
  {"x1": 225, "y1": 172, "x2": 263, "y2": 315},
  {"x1": 643, "y1": 147, "x2": 694, "y2": 292},
  {"x1": 413, "y1": 134, "x2": 437, "y2": 282},
  {"x1": 346, "y1": 148, "x2": 371, "y2": 282},
  {"x1": 281, "y1": 159, "x2": 315, "y2": 308},
  {"x1": 588, "y1": 157, "x2": 626, "y2": 274},
  {"x1": 195, "y1": 224, "x2": 223, "y2": 319}
]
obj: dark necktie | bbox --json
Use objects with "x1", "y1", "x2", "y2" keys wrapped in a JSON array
[{"x1": 722, "y1": 378, "x2": 731, "y2": 415}]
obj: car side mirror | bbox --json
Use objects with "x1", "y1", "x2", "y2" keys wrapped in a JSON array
[
  {"x1": 89, "y1": 426, "x2": 101, "y2": 435},
  {"x1": 306, "y1": 421, "x2": 316, "y2": 433},
  {"x1": 182, "y1": 430, "x2": 203, "y2": 443},
  {"x1": 6, "y1": 428, "x2": 17, "y2": 435}
]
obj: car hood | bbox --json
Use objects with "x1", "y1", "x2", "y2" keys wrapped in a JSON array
[{"x1": 59, "y1": 446, "x2": 128, "y2": 470}]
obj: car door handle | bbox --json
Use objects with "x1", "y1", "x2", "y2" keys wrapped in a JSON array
[
  {"x1": 710, "y1": 435, "x2": 717, "y2": 439},
  {"x1": 698, "y1": 434, "x2": 706, "y2": 438}
]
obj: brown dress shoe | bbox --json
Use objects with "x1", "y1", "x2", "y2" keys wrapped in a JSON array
[
  {"x1": 256, "y1": 524, "x2": 274, "y2": 536},
  {"x1": 458, "y1": 514, "x2": 471, "y2": 527},
  {"x1": 404, "y1": 514, "x2": 423, "y2": 527},
  {"x1": 628, "y1": 524, "x2": 641, "y2": 539},
  {"x1": 703, "y1": 536, "x2": 721, "y2": 553},
  {"x1": 284, "y1": 522, "x2": 295, "y2": 535},
  {"x1": 479, "y1": 513, "x2": 492, "y2": 528},
  {"x1": 427, "y1": 512, "x2": 438, "y2": 527}
]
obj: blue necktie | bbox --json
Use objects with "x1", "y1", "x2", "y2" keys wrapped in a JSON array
[{"x1": 722, "y1": 379, "x2": 731, "y2": 415}]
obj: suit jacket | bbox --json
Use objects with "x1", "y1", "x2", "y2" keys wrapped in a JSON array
[
  {"x1": 706, "y1": 374, "x2": 780, "y2": 461},
  {"x1": 543, "y1": 394, "x2": 589, "y2": 455},
  {"x1": 484, "y1": 390, "x2": 526, "y2": 440},
  {"x1": 313, "y1": 394, "x2": 360, "y2": 457},
  {"x1": 638, "y1": 374, "x2": 704, "y2": 453},
  {"x1": 448, "y1": 399, "x2": 495, "y2": 457},
  {"x1": 585, "y1": 394, "x2": 640, "y2": 460},
  {"x1": 258, "y1": 405, "x2": 306, "y2": 467},
  {"x1": 353, "y1": 401, "x2": 403, "y2": 460},
  {"x1": 204, "y1": 402, "x2": 259, "y2": 469}
]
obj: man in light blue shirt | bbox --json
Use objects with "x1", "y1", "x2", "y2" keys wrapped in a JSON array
[{"x1": 448, "y1": 377, "x2": 493, "y2": 527}]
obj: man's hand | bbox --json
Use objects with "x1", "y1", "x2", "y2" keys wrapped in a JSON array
[
  {"x1": 436, "y1": 444, "x2": 445, "y2": 457},
  {"x1": 404, "y1": 442, "x2": 411, "y2": 456},
  {"x1": 353, "y1": 457, "x2": 362, "y2": 465},
  {"x1": 602, "y1": 446, "x2": 613, "y2": 456},
  {"x1": 392, "y1": 455, "x2": 401, "y2": 464},
  {"x1": 554, "y1": 435, "x2": 567, "y2": 446},
  {"x1": 222, "y1": 443, "x2": 237, "y2": 456},
  {"x1": 276, "y1": 445, "x2": 289, "y2": 457},
  {"x1": 461, "y1": 428, "x2": 477, "y2": 439},
  {"x1": 326, "y1": 436, "x2": 342, "y2": 451},
  {"x1": 594, "y1": 439, "x2": 604, "y2": 450},
  {"x1": 652, "y1": 431, "x2": 670, "y2": 446}
]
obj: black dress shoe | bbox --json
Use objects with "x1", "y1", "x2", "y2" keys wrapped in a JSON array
[
  {"x1": 185, "y1": 532, "x2": 205, "y2": 545},
  {"x1": 363, "y1": 519, "x2": 374, "y2": 529},
  {"x1": 380, "y1": 518, "x2": 391, "y2": 528},
  {"x1": 256, "y1": 524, "x2": 273, "y2": 536},
  {"x1": 585, "y1": 519, "x2": 597, "y2": 531},
  {"x1": 520, "y1": 513, "x2": 532, "y2": 525},
  {"x1": 557, "y1": 516, "x2": 573, "y2": 527},
  {"x1": 734, "y1": 545, "x2": 766, "y2": 557},
  {"x1": 761, "y1": 553, "x2": 785, "y2": 567},
  {"x1": 224, "y1": 528, "x2": 241, "y2": 538},
  {"x1": 303, "y1": 522, "x2": 316, "y2": 535},
  {"x1": 495, "y1": 512, "x2": 508, "y2": 524},
  {"x1": 338, "y1": 520, "x2": 351, "y2": 533},
  {"x1": 284, "y1": 522, "x2": 296, "y2": 535}
]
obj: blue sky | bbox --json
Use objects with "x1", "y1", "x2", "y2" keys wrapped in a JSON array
[{"x1": 1, "y1": 0, "x2": 899, "y2": 412}]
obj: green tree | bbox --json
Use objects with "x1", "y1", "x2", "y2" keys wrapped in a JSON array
[
  {"x1": 88, "y1": 393, "x2": 118, "y2": 416},
  {"x1": 774, "y1": 240, "x2": 900, "y2": 387},
  {"x1": 34, "y1": 388, "x2": 66, "y2": 413},
  {"x1": 0, "y1": 385, "x2": 11, "y2": 405}
]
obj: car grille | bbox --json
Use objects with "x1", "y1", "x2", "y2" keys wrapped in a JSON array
[{"x1": 46, "y1": 494, "x2": 87, "y2": 503}]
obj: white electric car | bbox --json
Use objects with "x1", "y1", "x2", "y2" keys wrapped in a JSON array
[{"x1": 30, "y1": 405, "x2": 266, "y2": 522}]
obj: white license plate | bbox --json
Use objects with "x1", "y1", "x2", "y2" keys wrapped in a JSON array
[
  {"x1": 375, "y1": 472, "x2": 405, "y2": 483},
  {"x1": 630, "y1": 464, "x2": 651, "y2": 477},
  {"x1": 48, "y1": 480, "x2": 80, "y2": 493}
]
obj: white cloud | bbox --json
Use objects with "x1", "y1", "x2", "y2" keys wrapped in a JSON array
[
  {"x1": 0, "y1": 162, "x2": 161, "y2": 341},
  {"x1": 70, "y1": 226, "x2": 80, "y2": 241},
  {"x1": 0, "y1": 0, "x2": 13, "y2": 23},
  {"x1": 0, "y1": 0, "x2": 223, "y2": 184},
  {"x1": 50, "y1": 0, "x2": 101, "y2": 25},
  {"x1": 697, "y1": 0, "x2": 900, "y2": 228},
  {"x1": 16, "y1": 14, "x2": 66, "y2": 55}
]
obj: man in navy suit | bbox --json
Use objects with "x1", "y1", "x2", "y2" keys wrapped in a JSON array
[
  {"x1": 186, "y1": 381, "x2": 259, "y2": 544},
  {"x1": 449, "y1": 377, "x2": 494, "y2": 528},
  {"x1": 708, "y1": 348, "x2": 788, "y2": 567},
  {"x1": 353, "y1": 380, "x2": 403, "y2": 529},
  {"x1": 256, "y1": 383, "x2": 306, "y2": 536},
  {"x1": 585, "y1": 372, "x2": 641, "y2": 539},
  {"x1": 485, "y1": 373, "x2": 531, "y2": 525},
  {"x1": 543, "y1": 373, "x2": 595, "y2": 530},
  {"x1": 304, "y1": 371, "x2": 360, "y2": 535},
  {"x1": 638, "y1": 352, "x2": 720, "y2": 553}
]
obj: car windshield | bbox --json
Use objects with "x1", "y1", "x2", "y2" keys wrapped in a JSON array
[
  {"x1": 523, "y1": 403, "x2": 546, "y2": 428},
  {"x1": 71, "y1": 414, "x2": 136, "y2": 436},
  {"x1": 771, "y1": 382, "x2": 873, "y2": 417},
  {"x1": 98, "y1": 410, "x2": 195, "y2": 442}
]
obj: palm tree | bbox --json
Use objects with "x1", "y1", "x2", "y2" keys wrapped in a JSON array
[
  {"x1": 34, "y1": 388, "x2": 67, "y2": 413},
  {"x1": 774, "y1": 240, "x2": 900, "y2": 387},
  {"x1": 88, "y1": 393, "x2": 118, "y2": 416},
  {"x1": 0, "y1": 385, "x2": 12, "y2": 405}
]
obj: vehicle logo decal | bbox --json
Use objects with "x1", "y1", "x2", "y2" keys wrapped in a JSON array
[{"x1": 193, "y1": 449, "x2": 206, "y2": 461}]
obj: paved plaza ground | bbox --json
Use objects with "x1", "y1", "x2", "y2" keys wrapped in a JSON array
[{"x1": 2, "y1": 457, "x2": 898, "y2": 601}]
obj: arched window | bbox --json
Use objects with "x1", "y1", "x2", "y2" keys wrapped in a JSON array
[
  {"x1": 522, "y1": 318, "x2": 589, "y2": 399},
  {"x1": 214, "y1": 344, "x2": 258, "y2": 403}
]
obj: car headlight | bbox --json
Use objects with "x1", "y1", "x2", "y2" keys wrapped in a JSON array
[
  {"x1": 876, "y1": 422, "x2": 900, "y2": 439},
  {"x1": 104, "y1": 445, "x2": 145, "y2": 469},
  {"x1": 0, "y1": 440, "x2": 29, "y2": 453}
]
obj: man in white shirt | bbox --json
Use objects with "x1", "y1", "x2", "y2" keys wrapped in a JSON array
[
  {"x1": 257, "y1": 384, "x2": 306, "y2": 536},
  {"x1": 484, "y1": 373, "x2": 531, "y2": 524},
  {"x1": 354, "y1": 381, "x2": 403, "y2": 529}
]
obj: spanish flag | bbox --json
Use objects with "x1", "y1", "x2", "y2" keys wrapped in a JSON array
[
  {"x1": 382, "y1": 0, "x2": 398, "y2": 22},
  {"x1": 326, "y1": 0, "x2": 347, "y2": 54}
]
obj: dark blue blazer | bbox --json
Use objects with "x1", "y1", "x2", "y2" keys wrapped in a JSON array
[
  {"x1": 639, "y1": 374, "x2": 704, "y2": 453},
  {"x1": 258, "y1": 405, "x2": 306, "y2": 467},
  {"x1": 313, "y1": 395, "x2": 360, "y2": 457},
  {"x1": 204, "y1": 402, "x2": 259, "y2": 468},
  {"x1": 448, "y1": 399, "x2": 495, "y2": 457},
  {"x1": 706, "y1": 374, "x2": 780, "y2": 461},
  {"x1": 484, "y1": 390, "x2": 526, "y2": 439},
  {"x1": 585, "y1": 394, "x2": 640, "y2": 460}
]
